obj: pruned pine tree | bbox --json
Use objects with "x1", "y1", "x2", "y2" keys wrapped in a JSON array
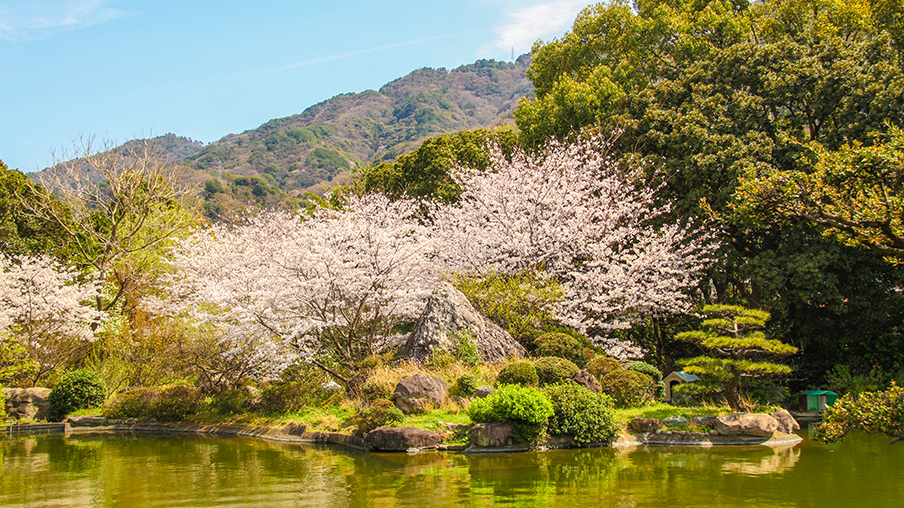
[{"x1": 676, "y1": 304, "x2": 797, "y2": 411}]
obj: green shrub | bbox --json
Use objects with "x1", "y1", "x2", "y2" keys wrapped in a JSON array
[
  {"x1": 212, "y1": 388, "x2": 249, "y2": 415},
  {"x1": 468, "y1": 384, "x2": 554, "y2": 444},
  {"x1": 1, "y1": 383, "x2": 6, "y2": 419},
  {"x1": 496, "y1": 360, "x2": 539, "y2": 387},
  {"x1": 151, "y1": 384, "x2": 202, "y2": 422},
  {"x1": 533, "y1": 357, "x2": 580, "y2": 386},
  {"x1": 544, "y1": 383, "x2": 620, "y2": 444},
  {"x1": 258, "y1": 382, "x2": 307, "y2": 413},
  {"x1": 452, "y1": 374, "x2": 477, "y2": 397},
  {"x1": 49, "y1": 370, "x2": 107, "y2": 421},
  {"x1": 354, "y1": 399, "x2": 404, "y2": 435},
  {"x1": 625, "y1": 361, "x2": 664, "y2": 399},
  {"x1": 103, "y1": 388, "x2": 157, "y2": 420},
  {"x1": 533, "y1": 333, "x2": 586, "y2": 366},
  {"x1": 586, "y1": 356, "x2": 621, "y2": 381},
  {"x1": 600, "y1": 370, "x2": 654, "y2": 408}
]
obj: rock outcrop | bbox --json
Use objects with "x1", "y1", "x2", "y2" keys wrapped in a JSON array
[
  {"x1": 365, "y1": 426, "x2": 444, "y2": 451},
  {"x1": 400, "y1": 282, "x2": 526, "y2": 363},
  {"x1": 394, "y1": 374, "x2": 449, "y2": 414},
  {"x1": 572, "y1": 370, "x2": 601, "y2": 393},
  {"x1": 469, "y1": 423, "x2": 514, "y2": 447},
  {"x1": 3, "y1": 387, "x2": 52, "y2": 421},
  {"x1": 475, "y1": 386, "x2": 495, "y2": 398},
  {"x1": 769, "y1": 408, "x2": 800, "y2": 434},
  {"x1": 630, "y1": 418, "x2": 662, "y2": 433},
  {"x1": 715, "y1": 413, "x2": 779, "y2": 437}
]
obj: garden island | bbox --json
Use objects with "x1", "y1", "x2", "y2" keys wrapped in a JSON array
[{"x1": 2, "y1": 4, "x2": 902, "y2": 501}]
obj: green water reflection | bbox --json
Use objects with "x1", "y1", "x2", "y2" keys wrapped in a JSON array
[{"x1": 1, "y1": 431, "x2": 901, "y2": 507}]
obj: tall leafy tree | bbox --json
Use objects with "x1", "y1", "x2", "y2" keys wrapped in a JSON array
[
  {"x1": 23, "y1": 137, "x2": 196, "y2": 315},
  {"x1": 737, "y1": 124, "x2": 904, "y2": 263},
  {"x1": 514, "y1": 0, "x2": 904, "y2": 383},
  {"x1": 0, "y1": 161, "x2": 72, "y2": 258}
]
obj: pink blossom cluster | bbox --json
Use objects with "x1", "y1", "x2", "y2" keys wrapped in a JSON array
[
  {"x1": 162, "y1": 194, "x2": 438, "y2": 371},
  {"x1": 161, "y1": 136, "x2": 711, "y2": 367},
  {"x1": 437, "y1": 136, "x2": 712, "y2": 356},
  {"x1": 0, "y1": 255, "x2": 104, "y2": 379}
]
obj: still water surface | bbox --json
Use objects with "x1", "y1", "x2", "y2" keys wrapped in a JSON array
[{"x1": 2, "y1": 430, "x2": 902, "y2": 507}]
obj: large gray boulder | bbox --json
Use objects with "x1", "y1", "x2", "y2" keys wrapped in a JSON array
[
  {"x1": 469, "y1": 423, "x2": 514, "y2": 447},
  {"x1": 394, "y1": 374, "x2": 449, "y2": 414},
  {"x1": 365, "y1": 426, "x2": 444, "y2": 451},
  {"x1": 400, "y1": 282, "x2": 526, "y2": 363},
  {"x1": 3, "y1": 387, "x2": 52, "y2": 421},
  {"x1": 715, "y1": 412, "x2": 779, "y2": 437},
  {"x1": 770, "y1": 408, "x2": 800, "y2": 434}
]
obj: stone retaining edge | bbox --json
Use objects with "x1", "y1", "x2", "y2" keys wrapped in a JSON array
[{"x1": 3, "y1": 422, "x2": 803, "y2": 452}]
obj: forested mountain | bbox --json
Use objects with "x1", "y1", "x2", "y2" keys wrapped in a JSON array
[
  {"x1": 30, "y1": 56, "x2": 533, "y2": 218},
  {"x1": 186, "y1": 56, "x2": 532, "y2": 195}
]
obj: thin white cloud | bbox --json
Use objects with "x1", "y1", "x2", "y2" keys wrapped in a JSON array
[
  {"x1": 0, "y1": 0, "x2": 131, "y2": 39},
  {"x1": 492, "y1": 0, "x2": 588, "y2": 54},
  {"x1": 260, "y1": 34, "x2": 460, "y2": 73}
]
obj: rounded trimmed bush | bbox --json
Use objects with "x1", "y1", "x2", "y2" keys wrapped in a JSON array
[
  {"x1": 544, "y1": 383, "x2": 620, "y2": 444},
  {"x1": 354, "y1": 399, "x2": 404, "y2": 435},
  {"x1": 212, "y1": 388, "x2": 249, "y2": 415},
  {"x1": 451, "y1": 374, "x2": 477, "y2": 397},
  {"x1": 103, "y1": 388, "x2": 157, "y2": 420},
  {"x1": 151, "y1": 384, "x2": 202, "y2": 422},
  {"x1": 533, "y1": 332, "x2": 586, "y2": 366},
  {"x1": 625, "y1": 361, "x2": 662, "y2": 382},
  {"x1": 259, "y1": 382, "x2": 307, "y2": 413},
  {"x1": 467, "y1": 383, "x2": 553, "y2": 444},
  {"x1": 625, "y1": 361, "x2": 664, "y2": 399},
  {"x1": 49, "y1": 370, "x2": 107, "y2": 420},
  {"x1": 533, "y1": 357, "x2": 580, "y2": 386},
  {"x1": 600, "y1": 370, "x2": 654, "y2": 408},
  {"x1": 586, "y1": 356, "x2": 621, "y2": 381},
  {"x1": 496, "y1": 360, "x2": 539, "y2": 387}
]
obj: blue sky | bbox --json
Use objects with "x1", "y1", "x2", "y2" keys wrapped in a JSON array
[{"x1": 0, "y1": 0, "x2": 591, "y2": 172}]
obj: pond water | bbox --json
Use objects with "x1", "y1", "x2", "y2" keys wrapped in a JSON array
[{"x1": 1, "y1": 430, "x2": 902, "y2": 507}]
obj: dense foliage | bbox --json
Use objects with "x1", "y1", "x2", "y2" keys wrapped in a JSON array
[
  {"x1": 354, "y1": 399, "x2": 405, "y2": 435},
  {"x1": 813, "y1": 383, "x2": 904, "y2": 444},
  {"x1": 600, "y1": 369, "x2": 654, "y2": 408},
  {"x1": 451, "y1": 271, "x2": 563, "y2": 345},
  {"x1": 514, "y1": 0, "x2": 904, "y2": 386},
  {"x1": 533, "y1": 357, "x2": 580, "y2": 386},
  {"x1": 49, "y1": 369, "x2": 106, "y2": 420},
  {"x1": 150, "y1": 384, "x2": 203, "y2": 422},
  {"x1": 586, "y1": 356, "x2": 621, "y2": 382},
  {"x1": 544, "y1": 383, "x2": 620, "y2": 444},
  {"x1": 496, "y1": 361, "x2": 539, "y2": 387},
  {"x1": 468, "y1": 384, "x2": 554, "y2": 444},
  {"x1": 533, "y1": 332, "x2": 588, "y2": 366}
]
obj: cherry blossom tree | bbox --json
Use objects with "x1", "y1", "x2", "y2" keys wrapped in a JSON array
[
  {"x1": 436, "y1": 134, "x2": 712, "y2": 356},
  {"x1": 0, "y1": 255, "x2": 104, "y2": 386},
  {"x1": 160, "y1": 193, "x2": 438, "y2": 377}
]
